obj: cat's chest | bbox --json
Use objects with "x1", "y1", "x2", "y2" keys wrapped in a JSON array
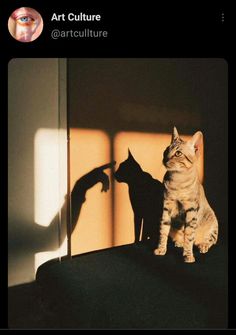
[{"x1": 164, "y1": 175, "x2": 199, "y2": 201}]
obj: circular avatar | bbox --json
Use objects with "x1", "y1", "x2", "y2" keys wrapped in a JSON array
[{"x1": 8, "y1": 7, "x2": 43, "y2": 42}]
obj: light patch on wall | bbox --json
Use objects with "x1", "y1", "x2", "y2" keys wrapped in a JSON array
[
  {"x1": 70, "y1": 128, "x2": 112, "y2": 255},
  {"x1": 114, "y1": 131, "x2": 204, "y2": 246},
  {"x1": 34, "y1": 128, "x2": 67, "y2": 227},
  {"x1": 34, "y1": 239, "x2": 67, "y2": 275},
  {"x1": 34, "y1": 128, "x2": 68, "y2": 275}
]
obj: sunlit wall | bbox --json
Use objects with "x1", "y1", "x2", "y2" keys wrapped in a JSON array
[
  {"x1": 70, "y1": 130, "x2": 204, "y2": 253},
  {"x1": 34, "y1": 128, "x2": 67, "y2": 273},
  {"x1": 8, "y1": 58, "x2": 67, "y2": 287},
  {"x1": 70, "y1": 128, "x2": 112, "y2": 255}
]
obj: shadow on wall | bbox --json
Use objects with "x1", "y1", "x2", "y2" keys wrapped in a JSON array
[
  {"x1": 8, "y1": 162, "x2": 116, "y2": 287},
  {"x1": 115, "y1": 150, "x2": 164, "y2": 248}
]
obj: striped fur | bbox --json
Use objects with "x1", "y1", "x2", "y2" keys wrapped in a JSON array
[{"x1": 154, "y1": 127, "x2": 218, "y2": 263}]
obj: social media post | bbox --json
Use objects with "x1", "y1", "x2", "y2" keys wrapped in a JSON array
[{"x1": 2, "y1": 2, "x2": 232, "y2": 331}]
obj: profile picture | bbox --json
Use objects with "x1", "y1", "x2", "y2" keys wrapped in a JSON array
[{"x1": 8, "y1": 7, "x2": 43, "y2": 42}]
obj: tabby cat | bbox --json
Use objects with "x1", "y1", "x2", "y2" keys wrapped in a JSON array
[{"x1": 154, "y1": 127, "x2": 218, "y2": 263}]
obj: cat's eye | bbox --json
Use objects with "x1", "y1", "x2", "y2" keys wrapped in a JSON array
[{"x1": 175, "y1": 151, "x2": 182, "y2": 157}]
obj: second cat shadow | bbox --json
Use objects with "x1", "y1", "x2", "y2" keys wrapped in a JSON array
[{"x1": 115, "y1": 150, "x2": 164, "y2": 248}]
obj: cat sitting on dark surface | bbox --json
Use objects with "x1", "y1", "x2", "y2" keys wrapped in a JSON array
[
  {"x1": 115, "y1": 150, "x2": 164, "y2": 247},
  {"x1": 154, "y1": 127, "x2": 218, "y2": 263}
]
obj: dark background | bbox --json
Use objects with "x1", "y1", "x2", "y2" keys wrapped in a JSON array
[{"x1": 1, "y1": 0, "x2": 233, "y2": 329}]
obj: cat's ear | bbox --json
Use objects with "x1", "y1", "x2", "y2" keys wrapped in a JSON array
[
  {"x1": 171, "y1": 126, "x2": 179, "y2": 143},
  {"x1": 128, "y1": 148, "x2": 134, "y2": 159},
  {"x1": 128, "y1": 149, "x2": 136, "y2": 161},
  {"x1": 188, "y1": 131, "x2": 203, "y2": 157}
]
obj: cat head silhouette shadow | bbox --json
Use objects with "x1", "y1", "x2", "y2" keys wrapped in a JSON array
[
  {"x1": 115, "y1": 150, "x2": 164, "y2": 248},
  {"x1": 115, "y1": 149, "x2": 142, "y2": 183}
]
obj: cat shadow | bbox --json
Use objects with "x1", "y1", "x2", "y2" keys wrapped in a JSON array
[{"x1": 114, "y1": 150, "x2": 164, "y2": 249}]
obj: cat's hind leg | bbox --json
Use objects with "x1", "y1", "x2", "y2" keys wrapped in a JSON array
[
  {"x1": 197, "y1": 228, "x2": 218, "y2": 253},
  {"x1": 195, "y1": 213, "x2": 218, "y2": 254}
]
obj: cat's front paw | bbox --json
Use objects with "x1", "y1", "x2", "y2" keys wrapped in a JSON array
[
  {"x1": 184, "y1": 255, "x2": 195, "y2": 263},
  {"x1": 154, "y1": 247, "x2": 167, "y2": 256},
  {"x1": 198, "y1": 243, "x2": 210, "y2": 253},
  {"x1": 174, "y1": 241, "x2": 184, "y2": 248}
]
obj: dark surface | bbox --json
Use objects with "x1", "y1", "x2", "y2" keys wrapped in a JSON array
[{"x1": 8, "y1": 241, "x2": 227, "y2": 329}]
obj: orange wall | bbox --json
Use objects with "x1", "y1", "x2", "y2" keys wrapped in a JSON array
[
  {"x1": 70, "y1": 129, "x2": 204, "y2": 255},
  {"x1": 70, "y1": 129, "x2": 112, "y2": 255}
]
